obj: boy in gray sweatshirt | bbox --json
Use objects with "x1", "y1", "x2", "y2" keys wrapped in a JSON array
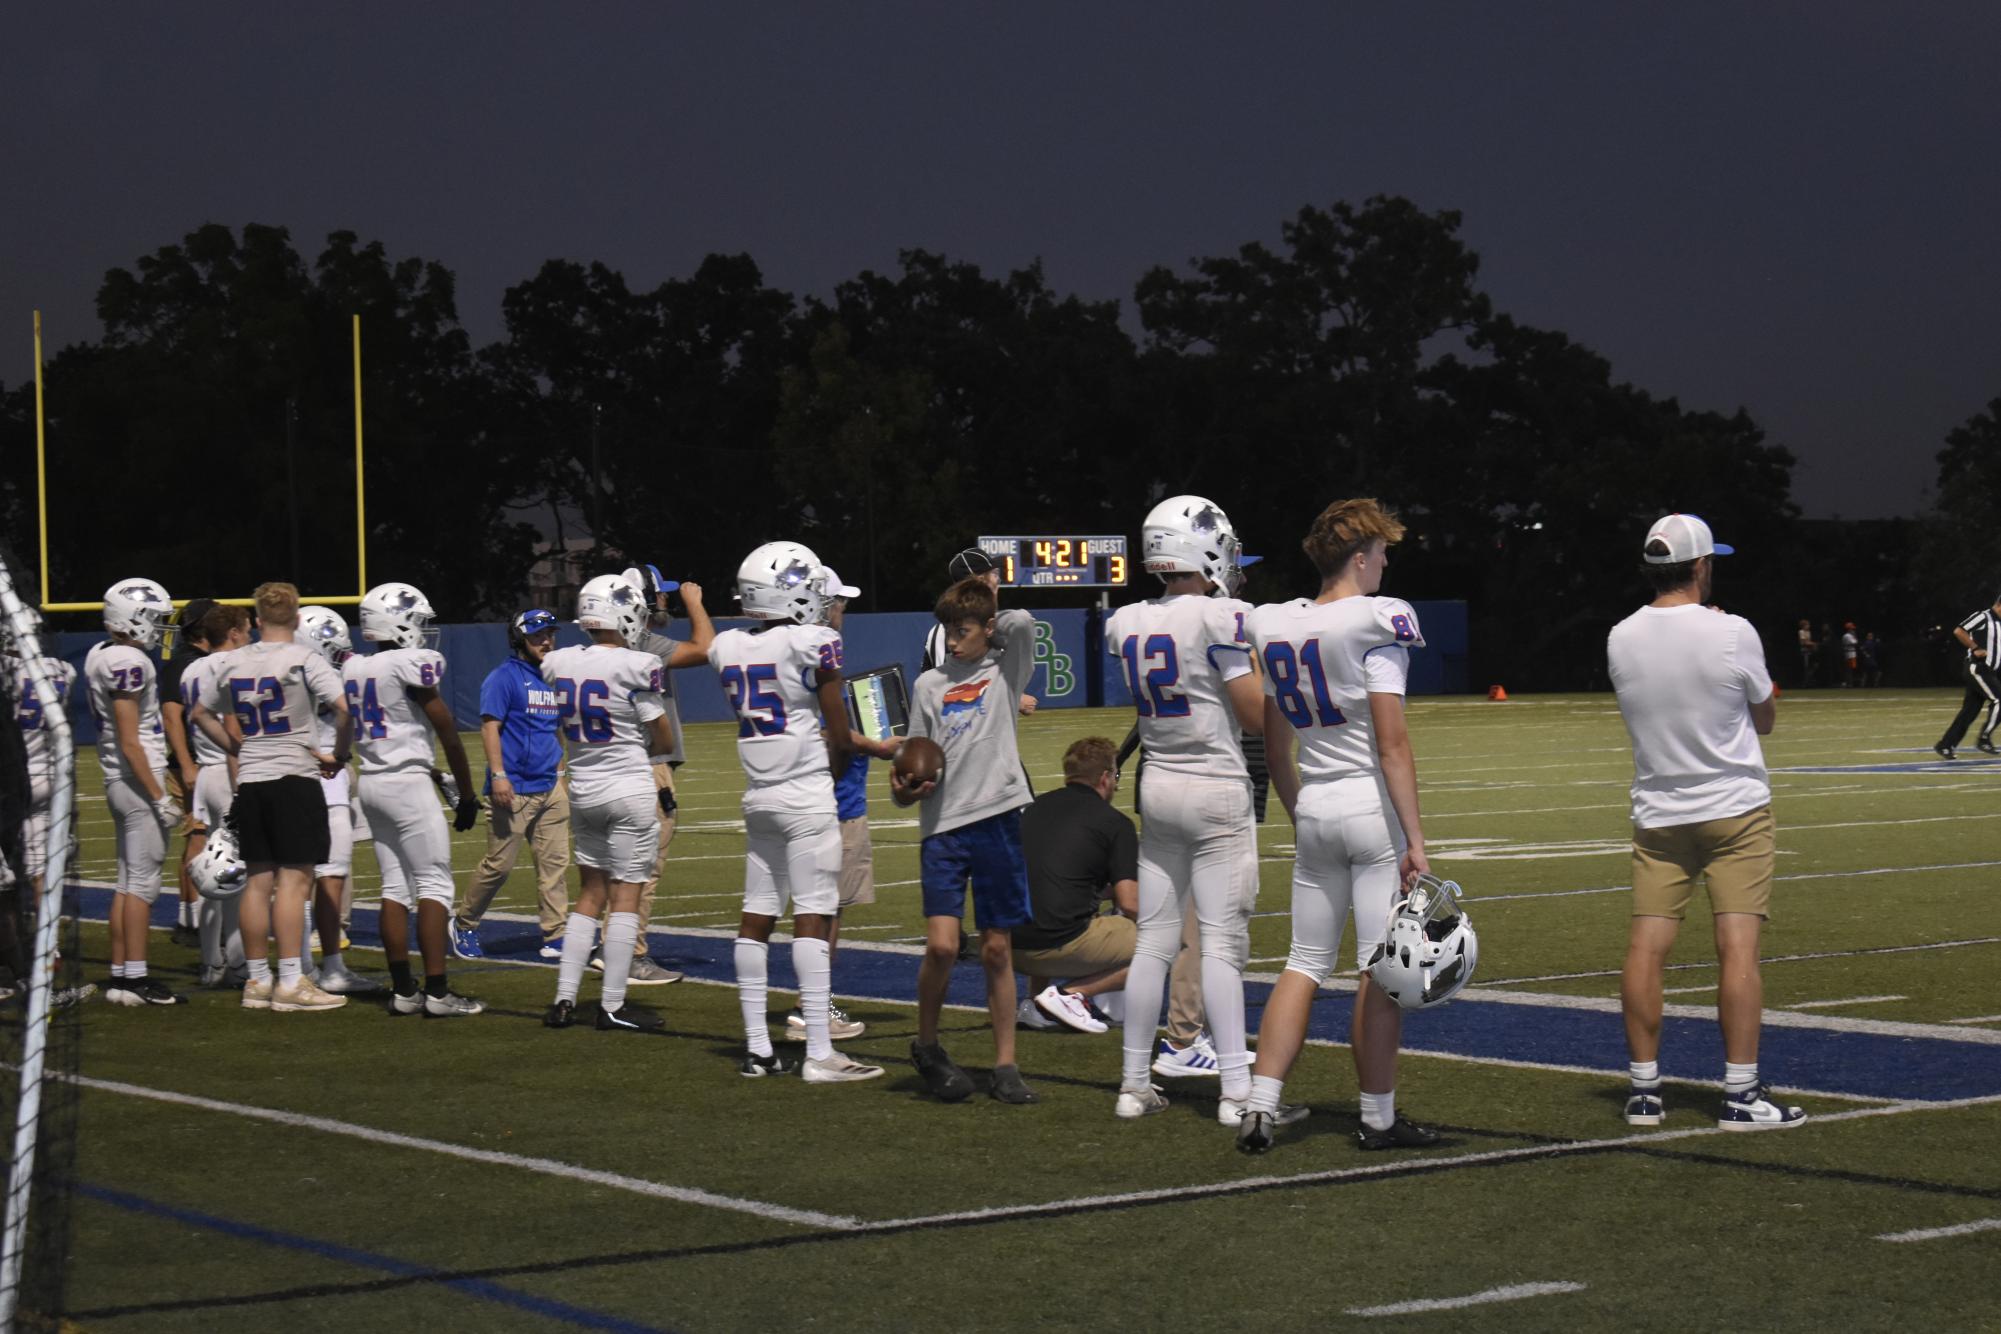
[{"x1": 892, "y1": 577, "x2": 1039, "y2": 1104}]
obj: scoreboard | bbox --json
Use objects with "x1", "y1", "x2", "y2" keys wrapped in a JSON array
[{"x1": 977, "y1": 535, "x2": 1129, "y2": 588}]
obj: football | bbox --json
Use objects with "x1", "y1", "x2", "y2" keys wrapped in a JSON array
[{"x1": 894, "y1": 735, "x2": 945, "y2": 787}]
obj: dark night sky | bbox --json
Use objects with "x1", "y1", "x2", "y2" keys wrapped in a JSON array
[{"x1": 6, "y1": 4, "x2": 1996, "y2": 518}]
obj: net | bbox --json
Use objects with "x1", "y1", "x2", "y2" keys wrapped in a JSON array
[{"x1": 0, "y1": 538, "x2": 83, "y2": 1329}]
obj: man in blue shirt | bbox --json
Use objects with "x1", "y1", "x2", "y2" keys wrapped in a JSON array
[{"x1": 452, "y1": 609, "x2": 570, "y2": 957}]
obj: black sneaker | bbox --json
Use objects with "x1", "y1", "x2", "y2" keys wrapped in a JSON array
[
  {"x1": 1978, "y1": 740, "x2": 1998, "y2": 755},
  {"x1": 1935, "y1": 742, "x2": 1957, "y2": 761},
  {"x1": 170, "y1": 923, "x2": 199, "y2": 948},
  {"x1": 1356, "y1": 1113, "x2": 1440, "y2": 1151},
  {"x1": 911, "y1": 1041, "x2": 976, "y2": 1103},
  {"x1": 1625, "y1": 1087, "x2": 1665, "y2": 1126},
  {"x1": 543, "y1": 998, "x2": 575, "y2": 1029},
  {"x1": 133, "y1": 978, "x2": 188, "y2": 1006},
  {"x1": 594, "y1": 1002, "x2": 663, "y2": 1033},
  {"x1": 988, "y1": 1064, "x2": 1038, "y2": 1105},
  {"x1": 739, "y1": 1050, "x2": 799, "y2": 1078}
]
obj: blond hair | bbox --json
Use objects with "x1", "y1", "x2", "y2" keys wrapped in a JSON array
[
  {"x1": 1302, "y1": 498, "x2": 1406, "y2": 579},
  {"x1": 253, "y1": 581, "x2": 300, "y2": 629}
]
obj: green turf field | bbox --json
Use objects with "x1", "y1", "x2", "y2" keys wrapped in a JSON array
[{"x1": 54, "y1": 689, "x2": 2001, "y2": 1331}]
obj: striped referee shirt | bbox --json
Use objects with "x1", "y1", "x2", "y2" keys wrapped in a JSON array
[{"x1": 1960, "y1": 607, "x2": 1999, "y2": 665}]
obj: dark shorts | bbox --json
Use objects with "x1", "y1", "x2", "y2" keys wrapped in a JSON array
[
  {"x1": 920, "y1": 809, "x2": 1032, "y2": 930},
  {"x1": 233, "y1": 776, "x2": 330, "y2": 867}
]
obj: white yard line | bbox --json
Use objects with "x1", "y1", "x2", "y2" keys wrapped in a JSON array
[
  {"x1": 1471, "y1": 861, "x2": 2001, "y2": 907},
  {"x1": 1875, "y1": 1218, "x2": 2001, "y2": 1244},
  {"x1": 65, "y1": 1073, "x2": 861, "y2": 1231},
  {"x1": 1784, "y1": 995, "x2": 1907, "y2": 1010},
  {"x1": 1946, "y1": 1015, "x2": 2001, "y2": 1026},
  {"x1": 1346, "y1": 1281, "x2": 1588, "y2": 1317}
]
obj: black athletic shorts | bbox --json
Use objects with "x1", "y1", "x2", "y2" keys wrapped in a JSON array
[{"x1": 232, "y1": 775, "x2": 330, "y2": 867}]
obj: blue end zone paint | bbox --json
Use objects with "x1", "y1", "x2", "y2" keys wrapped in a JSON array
[
  {"x1": 77, "y1": 1182, "x2": 671, "y2": 1332},
  {"x1": 81, "y1": 888, "x2": 2001, "y2": 1104}
]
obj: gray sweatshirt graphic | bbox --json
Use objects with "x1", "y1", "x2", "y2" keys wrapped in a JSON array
[{"x1": 909, "y1": 609, "x2": 1035, "y2": 837}]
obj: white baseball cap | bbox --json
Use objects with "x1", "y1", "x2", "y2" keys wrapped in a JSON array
[
  {"x1": 1643, "y1": 513, "x2": 1734, "y2": 564},
  {"x1": 819, "y1": 566, "x2": 861, "y2": 599}
]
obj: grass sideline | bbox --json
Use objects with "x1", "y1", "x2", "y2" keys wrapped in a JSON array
[{"x1": 51, "y1": 688, "x2": 2001, "y2": 1331}]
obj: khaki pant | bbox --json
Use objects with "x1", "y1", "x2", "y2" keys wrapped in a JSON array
[
  {"x1": 608, "y1": 763, "x2": 677, "y2": 956},
  {"x1": 1014, "y1": 914, "x2": 1135, "y2": 984},
  {"x1": 456, "y1": 782, "x2": 571, "y2": 941},
  {"x1": 1165, "y1": 900, "x2": 1204, "y2": 1045},
  {"x1": 839, "y1": 816, "x2": 875, "y2": 907}
]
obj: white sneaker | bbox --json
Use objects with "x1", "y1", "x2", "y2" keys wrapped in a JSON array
[
  {"x1": 801, "y1": 1052, "x2": 886, "y2": 1083},
  {"x1": 1016, "y1": 998, "x2": 1059, "y2": 1031},
  {"x1": 423, "y1": 990, "x2": 486, "y2": 1018},
  {"x1": 538, "y1": 941, "x2": 564, "y2": 960},
  {"x1": 240, "y1": 976, "x2": 274, "y2": 1011},
  {"x1": 786, "y1": 1006, "x2": 867, "y2": 1041},
  {"x1": 1034, "y1": 985, "x2": 1108, "y2": 1034},
  {"x1": 271, "y1": 977, "x2": 347, "y2": 1013},
  {"x1": 1217, "y1": 1097, "x2": 1309, "y2": 1128},
  {"x1": 1152, "y1": 1035, "x2": 1222, "y2": 1078},
  {"x1": 1115, "y1": 1084, "x2": 1169, "y2": 1119},
  {"x1": 315, "y1": 958, "x2": 383, "y2": 995},
  {"x1": 1718, "y1": 1083, "x2": 1806, "y2": 1131}
]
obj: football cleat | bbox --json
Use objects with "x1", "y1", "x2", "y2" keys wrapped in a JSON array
[
  {"x1": 389, "y1": 988, "x2": 425, "y2": 1016},
  {"x1": 543, "y1": 998, "x2": 576, "y2": 1028},
  {"x1": 271, "y1": 978, "x2": 346, "y2": 1013},
  {"x1": 594, "y1": 1002, "x2": 660, "y2": 1032},
  {"x1": 1236, "y1": 1109, "x2": 1276, "y2": 1155},
  {"x1": 786, "y1": 1006, "x2": 867, "y2": 1041},
  {"x1": 739, "y1": 1050, "x2": 799, "y2": 1078},
  {"x1": 801, "y1": 1053, "x2": 887, "y2": 1084},
  {"x1": 449, "y1": 926, "x2": 486, "y2": 961},
  {"x1": 423, "y1": 991, "x2": 485, "y2": 1018},
  {"x1": 1625, "y1": 1088, "x2": 1665, "y2": 1126},
  {"x1": 314, "y1": 958, "x2": 383, "y2": 994},
  {"x1": 1718, "y1": 1084, "x2": 1806, "y2": 1131},
  {"x1": 910, "y1": 1041, "x2": 976, "y2": 1103},
  {"x1": 1356, "y1": 1113, "x2": 1442, "y2": 1151},
  {"x1": 1217, "y1": 1098, "x2": 1308, "y2": 1129},
  {"x1": 1115, "y1": 1084, "x2": 1170, "y2": 1119},
  {"x1": 104, "y1": 980, "x2": 146, "y2": 1008},
  {"x1": 1153, "y1": 1035, "x2": 1221, "y2": 1078}
]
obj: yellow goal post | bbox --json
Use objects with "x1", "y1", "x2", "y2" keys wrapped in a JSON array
[{"x1": 32, "y1": 311, "x2": 370, "y2": 614}]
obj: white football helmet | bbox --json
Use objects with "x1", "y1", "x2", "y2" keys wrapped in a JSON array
[
  {"x1": 1142, "y1": 495, "x2": 1241, "y2": 588},
  {"x1": 190, "y1": 819, "x2": 249, "y2": 900},
  {"x1": 359, "y1": 582, "x2": 438, "y2": 650},
  {"x1": 736, "y1": 541, "x2": 829, "y2": 624},
  {"x1": 577, "y1": 574, "x2": 648, "y2": 647},
  {"x1": 298, "y1": 605, "x2": 354, "y2": 667},
  {"x1": 1367, "y1": 875, "x2": 1479, "y2": 1010},
  {"x1": 102, "y1": 577, "x2": 174, "y2": 649}
]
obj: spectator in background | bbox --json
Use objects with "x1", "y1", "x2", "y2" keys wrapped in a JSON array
[
  {"x1": 1818, "y1": 622, "x2": 1838, "y2": 686},
  {"x1": 1841, "y1": 622, "x2": 1859, "y2": 687},
  {"x1": 1860, "y1": 630, "x2": 1883, "y2": 687},
  {"x1": 452, "y1": 608, "x2": 571, "y2": 960},
  {"x1": 1795, "y1": 620, "x2": 1817, "y2": 687},
  {"x1": 157, "y1": 597, "x2": 219, "y2": 945}
]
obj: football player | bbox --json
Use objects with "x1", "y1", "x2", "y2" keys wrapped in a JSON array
[
  {"x1": 709, "y1": 544, "x2": 881, "y2": 1082},
  {"x1": 182, "y1": 605, "x2": 251, "y2": 984},
  {"x1": 1105, "y1": 497, "x2": 1265, "y2": 1122},
  {"x1": 345, "y1": 582, "x2": 484, "y2": 1016},
  {"x1": 191, "y1": 583, "x2": 351, "y2": 1012},
  {"x1": 156, "y1": 599, "x2": 219, "y2": 944},
  {"x1": 1236, "y1": 498, "x2": 1437, "y2": 1153},
  {"x1": 540, "y1": 574, "x2": 676, "y2": 1033},
  {"x1": 85, "y1": 578, "x2": 184, "y2": 1005},
  {"x1": 298, "y1": 605, "x2": 379, "y2": 994},
  {"x1": 5, "y1": 608, "x2": 76, "y2": 902}
]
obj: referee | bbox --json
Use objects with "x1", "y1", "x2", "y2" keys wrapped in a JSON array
[{"x1": 1932, "y1": 593, "x2": 2001, "y2": 759}]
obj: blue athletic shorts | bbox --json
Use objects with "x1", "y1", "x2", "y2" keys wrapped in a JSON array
[{"x1": 920, "y1": 809, "x2": 1032, "y2": 930}]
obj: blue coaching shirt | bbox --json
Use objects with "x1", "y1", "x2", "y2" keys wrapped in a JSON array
[
  {"x1": 479, "y1": 656, "x2": 563, "y2": 795},
  {"x1": 835, "y1": 752, "x2": 869, "y2": 822}
]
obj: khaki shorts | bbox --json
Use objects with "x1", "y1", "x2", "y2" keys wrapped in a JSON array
[
  {"x1": 1011, "y1": 914, "x2": 1136, "y2": 978},
  {"x1": 838, "y1": 816, "x2": 875, "y2": 908},
  {"x1": 1631, "y1": 806, "x2": 1776, "y2": 920},
  {"x1": 166, "y1": 765, "x2": 203, "y2": 835}
]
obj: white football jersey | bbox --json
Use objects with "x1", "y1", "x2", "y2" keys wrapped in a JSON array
[
  {"x1": 707, "y1": 624, "x2": 843, "y2": 799},
  {"x1": 539, "y1": 643, "x2": 665, "y2": 806},
  {"x1": 1105, "y1": 593, "x2": 1253, "y2": 779},
  {"x1": 1245, "y1": 596, "x2": 1423, "y2": 783},
  {"x1": 84, "y1": 641, "x2": 166, "y2": 780},
  {"x1": 343, "y1": 647, "x2": 447, "y2": 775},
  {"x1": 208, "y1": 641, "x2": 346, "y2": 784},
  {"x1": 179, "y1": 652, "x2": 234, "y2": 767},
  {"x1": 12, "y1": 656, "x2": 75, "y2": 778}
]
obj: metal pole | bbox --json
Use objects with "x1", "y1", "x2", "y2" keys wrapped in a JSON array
[
  {"x1": 285, "y1": 397, "x2": 302, "y2": 580},
  {"x1": 590, "y1": 402, "x2": 603, "y2": 553}
]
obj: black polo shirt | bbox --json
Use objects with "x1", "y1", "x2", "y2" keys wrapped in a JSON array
[{"x1": 1012, "y1": 781, "x2": 1139, "y2": 951}]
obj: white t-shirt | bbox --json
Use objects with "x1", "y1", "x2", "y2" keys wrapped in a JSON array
[
  {"x1": 206, "y1": 641, "x2": 346, "y2": 784},
  {"x1": 84, "y1": 641, "x2": 166, "y2": 780},
  {"x1": 539, "y1": 643, "x2": 665, "y2": 806},
  {"x1": 343, "y1": 647, "x2": 448, "y2": 775},
  {"x1": 1105, "y1": 593, "x2": 1253, "y2": 780},
  {"x1": 708, "y1": 623, "x2": 842, "y2": 808},
  {"x1": 179, "y1": 652, "x2": 234, "y2": 767},
  {"x1": 1246, "y1": 596, "x2": 1420, "y2": 783},
  {"x1": 1607, "y1": 604, "x2": 1773, "y2": 829}
]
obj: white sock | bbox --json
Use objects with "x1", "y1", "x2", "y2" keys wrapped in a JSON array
[
  {"x1": 278, "y1": 958, "x2": 302, "y2": 984},
  {"x1": 735, "y1": 938, "x2": 772, "y2": 1058},
  {"x1": 556, "y1": 913, "x2": 598, "y2": 1004},
  {"x1": 792, "y1": 936, "x2": 834, "y2": 1061},
  {"x1": 127, "y1": 960, "x2": 147, "y2": 981},
  {"x1": 1121, "y1": 953, "x2": 1171, "y2": 1089},
  {"x1": 1629, "y1": 1060, "x2": 1661, "y2": 1089},
  {"x1": 111, "y1": 962, "x2": 128, "y2": 979},
  {"x1": 246, "y1": 959, "x2": 272, "y2": 984},
  {"x1": 600, "y1": 913, "x2": 639, "y2": 1011},
  {"x1": 1202, "y1": 954, "x2": 1251, "y2": 1101},
  {"x1": 1724, "y1": 1061, "x2": 1759, "y2": 1095},
  {"x1": 1249, "y1": 1074, "x2": 1285, "y2": 1115},
  {"x1": 1359, "y1": 1089, "x2": 1395, "y2": 1132},
  {"x1": 180, "y1": 899, "x2": 196, "y2": 928}
]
